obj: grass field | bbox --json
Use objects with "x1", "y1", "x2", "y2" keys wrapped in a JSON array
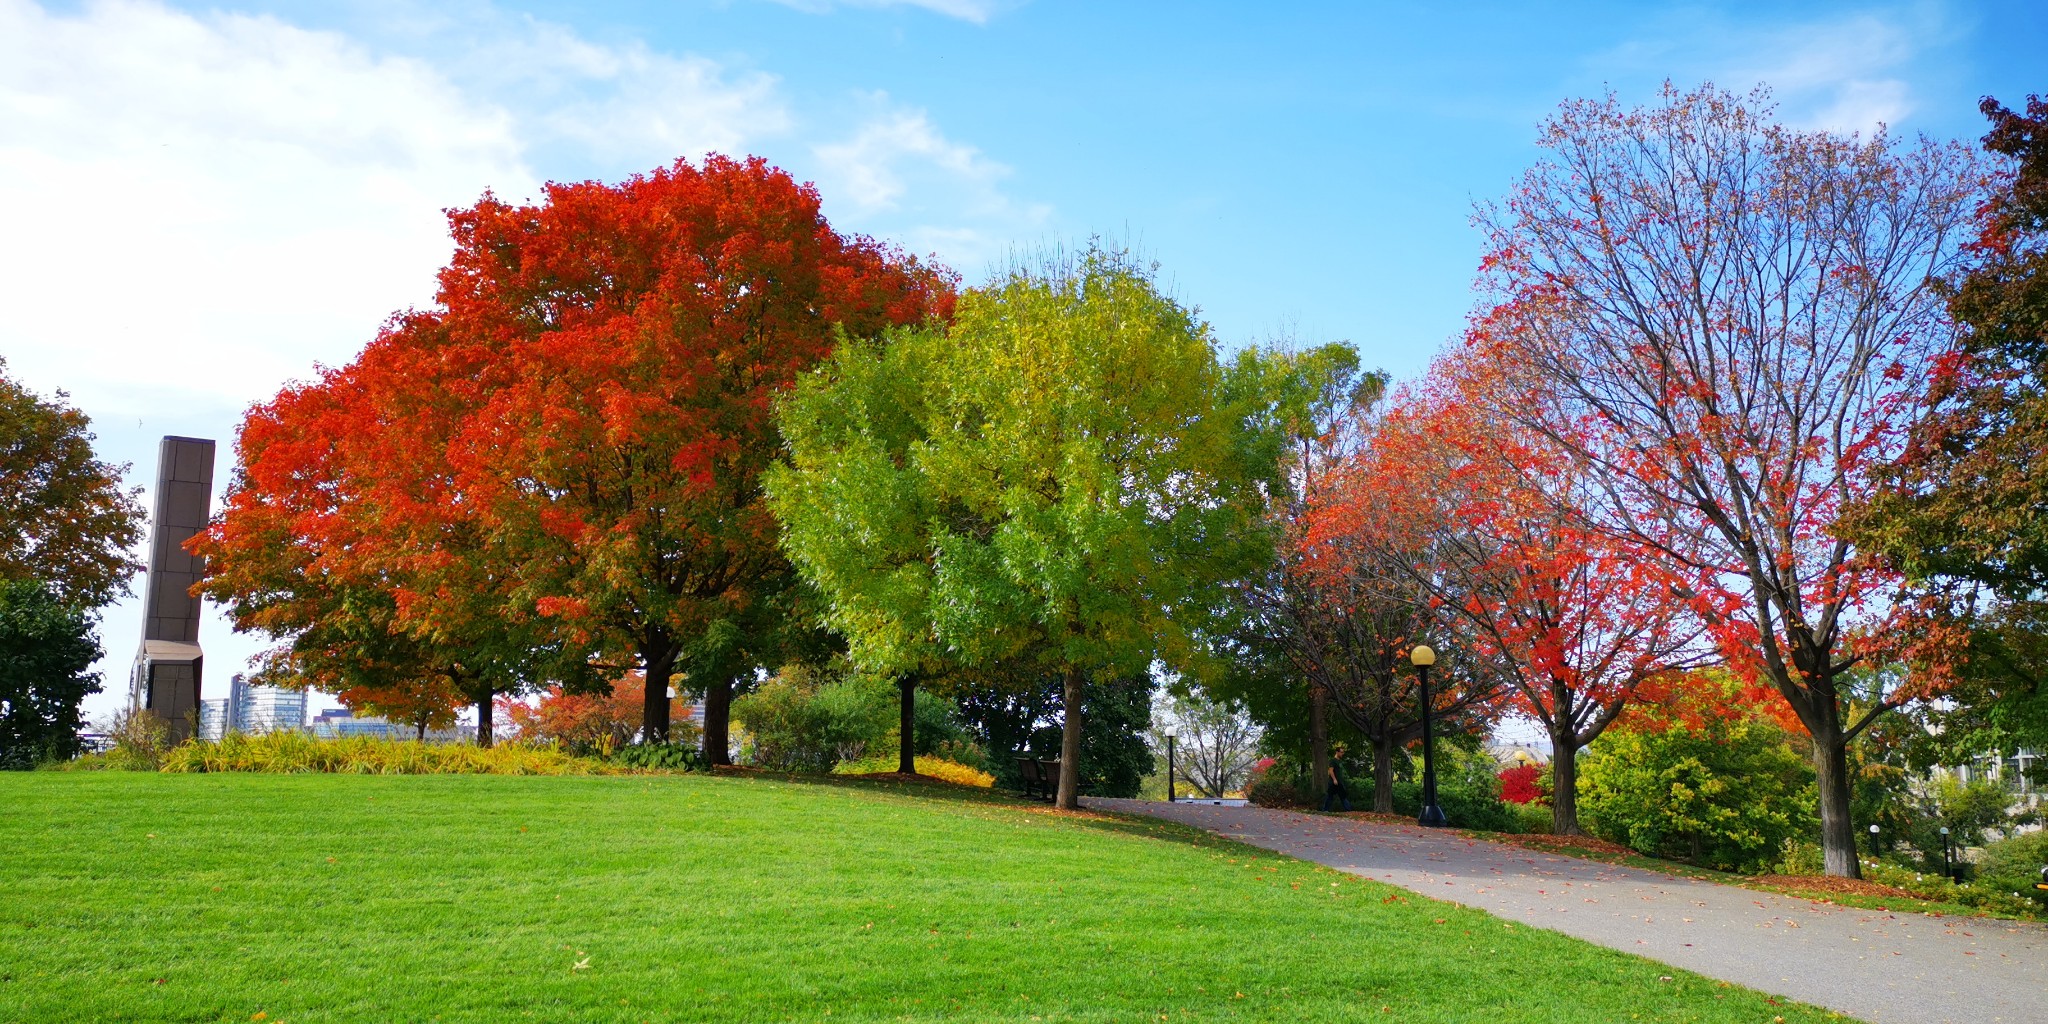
[{"x1": 1, "y1": 773, "x2": 1845, "y2": 1023}]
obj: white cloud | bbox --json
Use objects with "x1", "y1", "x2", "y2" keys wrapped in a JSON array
[
  {"x1": 1588, "y1": 4, "x2": 1956, "y2": 136},
  {"x1": 0, "y1": 0, "x2": 532, "y2": 412},
  {"x1": 812, "y1": 98, "x2": 1050, "y2": 268},
  {"x1": 760, "y1": 0, "x2": 1010, "y2": 25},
  {"x1": 0, "y1": 0, "x2": 803, "y2": 715},
  {"x1": 0, "y1": 0, "x2": 796, "y2": 416},
  {"x1": 1724, "y1": 13, "x2": 1921, "y2": 133}
]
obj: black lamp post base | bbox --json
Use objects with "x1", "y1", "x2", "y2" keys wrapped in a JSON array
[{"x1": 1418, "y1": 804, "x2": 1447, "y2": 828}]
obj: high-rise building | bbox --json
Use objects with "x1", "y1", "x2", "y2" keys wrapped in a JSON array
[
  {"x1": 198, "y1": 699, "x2": 229, "y2": 741},
  {"x1": 233, "y1": 679, "x2": 306, "y2": 734}
]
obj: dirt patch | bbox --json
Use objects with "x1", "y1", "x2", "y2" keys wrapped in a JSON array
[
  {"x1": 1327, "y1": 811, "x2": 1424, "y2": 827},
  {"x1": 1747, "y1": 874, "x2": 1926, "y2": 901},
  {"x1": 1483, "y1": 831, "x2": 1639, "y2": 857}
]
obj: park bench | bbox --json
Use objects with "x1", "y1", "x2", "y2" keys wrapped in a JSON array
[
  {"x1": 1015, "y1": 758, "x2": 1088, "y2": 802},
  {"x1": 1015, "y1": 756, "x2": 1052, "y2": 800}
]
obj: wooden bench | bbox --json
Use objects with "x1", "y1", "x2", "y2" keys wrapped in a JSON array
[{"x1": 1015, "y1": 756, "x2": 1052, "y2": 800}]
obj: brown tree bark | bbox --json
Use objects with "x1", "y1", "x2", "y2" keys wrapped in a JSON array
[
  {"x1": 1309, "y1": 682, "x2": 1330, "y2": 804},
  {"x1": 640, "y1": 636, "x2": 678, "y2": 743},
  {"x1": 474, "y1": 692, "x2": 493, "y2": 748},
  {"x1": 1371, "y1": 735, "x2": 1396, "y2": 813},
  {"x1": 1056, "y1": 664, "x2": 1084, "y2": 809},
  {"x1": 1548, "y1": 725, "x2": 1583, "y2": 836},
  {"x1": 701, "y1": 678, "x2": 734, "y2": 766},
  {"x1": 898, "y1": 676, "x2": 917, "y2": 775},
  {"x1": 1811, "y1": 721, "x2": 1861, "y2": 879}
]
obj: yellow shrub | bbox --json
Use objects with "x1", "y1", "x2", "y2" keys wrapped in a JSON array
[
  {"x1": 832, "y1": 754, "x2": 993, "y2": 788},
  {"x1": 151, "y1": 733, "x2": 662, "y2": 775}
]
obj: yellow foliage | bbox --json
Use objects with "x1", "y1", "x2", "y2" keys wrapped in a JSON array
[
  {"x1": 133, "y1": 732, "x2": 660, "y2": 775},
  {"x1": 832, "y1": 754, "x2": 994, "y2": 787}
]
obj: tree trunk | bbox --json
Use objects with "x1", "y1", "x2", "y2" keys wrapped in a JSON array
[
  {"x1": 415, "y1": 718, "x2": 427, "y2": 743},
  {"x1": 898, "y1": 676, "x2": 917, "y2": 775},
  {"x1": 641, "y1": 642, "x2": 677, "y2": 743},
  {"x1": 1550, "y1": 729, "x2": 1583, "y2": 836},
  {"x1": 702, "y1": 678, "x2": 734, "y2": 766},
  {"x1": 1812, "y1": 725, "x2": 1862, "y2": 879},
  {"x1": 1372, "y1": 736, "x2": 1396, "y2": 813},
  {"x1": 1056, "y1": 664, "x2": 1084, "y2": 810},
  {"x1": 475, "y1": 692, "x2": 493, "y2": 748},
  {"x1": 1309, "y1": 682, "x2": 1330, "y2": 804}
]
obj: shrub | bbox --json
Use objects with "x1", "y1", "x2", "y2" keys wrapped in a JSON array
[
  {"x1": 1509, "y1": 801, "x2": 1554, "y2": 835},
  {"x1": 832, "y1": 754, "x2": 994, "y2": 787},
  {"x1": 1246, "y1": 773, "x2": 1310, "y2": 808},
  {"x1": 142, "y1": 732, "x2": 641, "y2": 775},
  {"x1": 504, "y1": 674, "x2": 698, "y2": 753},
  {"x1": 1499, "y1": 762, "x2": 1544, "y2": 805},
  {"x1": 59, "y1": 708, "x2": 173, "y2": 771},
  {"x1": 610, "y1": 741, "x2": 707, "y2": 772},
  {"x1": 1579, "y1": 716, "x2": 1814, "y2": 873},
  {"x1": 1977, "y1": 829, "x2": 2048, "y2": 904},
  {"x1": 1392, "y1": 747, "x2": 1515, "y2": 832},
  {"x1": 732, "y1": 667, "x2": 895, "y2": 772}
]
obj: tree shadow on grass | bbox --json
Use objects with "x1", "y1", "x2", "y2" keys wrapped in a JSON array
[{"x1": 755, "y1": 770, "x2": 1244, "y2": 853}]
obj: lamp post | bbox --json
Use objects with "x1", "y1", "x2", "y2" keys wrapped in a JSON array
[
  {"x1": 1868, "y1": 823, "x2": 1882, "y2": 860},
  {"x1": 1165, "y1": 727, "x2": 1177, "y2": 804},
  {"x1": 1940, "y1": 826, "x2": 1954, "y2": 883},
  {"x1": 1412, "y1": 645, "x2": 1446, "y2": 827}
]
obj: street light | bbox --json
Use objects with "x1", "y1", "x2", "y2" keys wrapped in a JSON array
[
  {"x1": 1868, "y1": 823, "x2": 1882, "y2": 859},
  {"x1": 1165, "y1": 727, "x2": 1177, "y2": 804},
  {"x1": 1411, "y1": 645, "x2": 1446, "y2": 827}
]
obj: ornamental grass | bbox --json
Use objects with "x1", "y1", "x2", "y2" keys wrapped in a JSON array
[{"x1": 78, "y1": 731, "x2": 640, "y2": 775}]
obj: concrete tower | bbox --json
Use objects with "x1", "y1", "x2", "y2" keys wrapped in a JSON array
[{"x1": 128, "y1": 436, "x2": 215, "y2": 743}]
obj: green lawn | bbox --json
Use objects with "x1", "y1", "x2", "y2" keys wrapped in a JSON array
[{"x1": 1, "y1": 773, "x2": 1844, "y2": 1023}]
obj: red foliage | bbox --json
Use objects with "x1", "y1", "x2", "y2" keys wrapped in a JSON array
[
  {"x1": 193, "y1": 155, "x2": 954, "y2": 748},
  {"x1": 501, "y1": 671, "x2": 692, "y2": 749},
  {"x1": 1498, "y1": 762, "x2": 1544, "y2": 805}
]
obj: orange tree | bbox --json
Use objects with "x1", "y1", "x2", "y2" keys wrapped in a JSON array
[
  {"x1": 194, "y1": 319, "x2": 567, "y2": 746},
  {"x1": 198, "y1": 156, "x2": 952, "y2": 754},
  {"x1": 1472, "y1": 85, "x2": 1985, "y2": 874},
  {"x1": 1321, "y1": 361, "x2": 1708, "y2": 835}
]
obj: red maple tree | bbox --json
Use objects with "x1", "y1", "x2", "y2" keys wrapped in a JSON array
[{"x1": 197, "y1": 156, "x2": 953, "y2": 755}]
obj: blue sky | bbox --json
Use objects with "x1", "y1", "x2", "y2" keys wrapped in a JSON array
[{"x1": 2, "y1": 0, "x2": 2040, "y2": 719}]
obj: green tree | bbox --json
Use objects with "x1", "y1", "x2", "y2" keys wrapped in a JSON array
[
  {"x1": 1849, "y1": 95, "x2": 2048, "y2": 770},
  {"x1": 0, "y1": 360, "x2": 144, "y2": 608},
  {"x1": 770, "y1": 246, "x2": 1292, "y2": 807},
  {"x1": 0, "y1": 579, "x2": 102, "y2": 768}
]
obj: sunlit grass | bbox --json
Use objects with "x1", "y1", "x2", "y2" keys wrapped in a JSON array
[{"x1": 0, "y1": 773, "x2": 1847, "y2": 1023}]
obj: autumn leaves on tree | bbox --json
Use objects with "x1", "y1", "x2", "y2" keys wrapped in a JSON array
[
  {"x1": 189, "y1": 84, "x2": 2023, "y2": 879},
  {"x1": 196, "y1": 156, "x2": 951, "y2": 753}
]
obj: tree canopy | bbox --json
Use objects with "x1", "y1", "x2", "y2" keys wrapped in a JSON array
[
  {"x1": 771, "y1": 245, "x2": 1297, "y2": 807},
  {"x1": 0, "y1": 359, "x2": 143, "y2": 608},
  {"x1": 0, "y1": 578, "x2": 102, "y2": 768}
]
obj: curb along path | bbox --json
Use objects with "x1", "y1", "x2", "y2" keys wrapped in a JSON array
[{"x1": 1088, "y1": 799, "x2": 2047, "y2": 1024}]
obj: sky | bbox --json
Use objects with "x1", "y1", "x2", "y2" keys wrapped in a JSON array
[{"x1": 2, "y1": 0, "x2": 2042, "y2": 726}]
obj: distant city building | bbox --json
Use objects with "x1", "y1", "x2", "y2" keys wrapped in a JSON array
[
  {"x1": 312, "y1": 707, "x2": 466, "y2": 742},
  {"x1": 195, "y1": 674, "x2": 308, "y2": 738},
  {"x1": 235, "y1": 679, "x2": 307, "y2": 734},
  {"x1": 310, "y1": 707, "x2": 403, "y2": 739},
  {"x1": 198, "y1": 698, "x2": 229, "y2": 741}
]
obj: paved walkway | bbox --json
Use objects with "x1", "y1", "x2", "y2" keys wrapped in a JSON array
[{"x1": 1090, "y1": 799, "x2": 2048, "y2": 1024}]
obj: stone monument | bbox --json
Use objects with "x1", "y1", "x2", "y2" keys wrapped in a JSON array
[{"x1": 128, "y1": 436, "x2": 216, "y2": 743}]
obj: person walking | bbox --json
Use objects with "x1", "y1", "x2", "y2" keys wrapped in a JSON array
[{"x1": 1322, "y1": 752, "x2": 1353, "y2": 813}]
